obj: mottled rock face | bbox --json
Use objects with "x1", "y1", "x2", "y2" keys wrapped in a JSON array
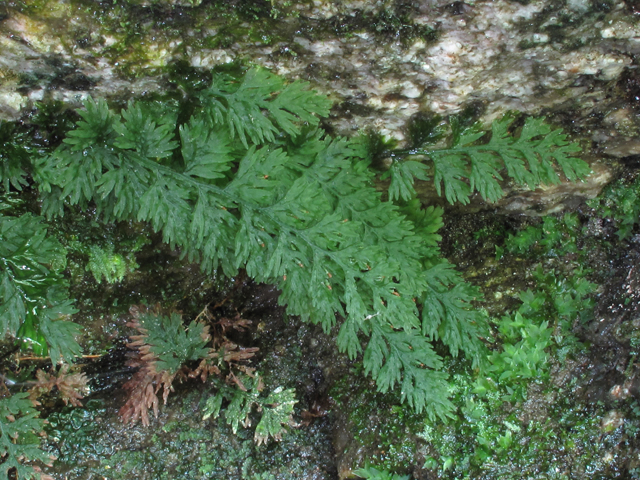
[{"x1": 1, "y1": 0, "x2": 636, "y2": 211}]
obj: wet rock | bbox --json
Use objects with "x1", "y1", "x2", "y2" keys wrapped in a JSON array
[
  {"x1": 43, "y1": 387, "x2": 337, "y2": 480},
  {"x1": 603, "y1": 137, "x2": 640, "y2": 158}
]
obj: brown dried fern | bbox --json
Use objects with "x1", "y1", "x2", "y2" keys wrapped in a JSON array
[
  {"x1": 28, "y1": 365, "x2": 89, "y2": 407},
  {"x1": 119, "y1": 304, "x2": 259, "y2": 426},
  {"x1": 119, "y1": 305, "x2": 184, "y2": 426}
]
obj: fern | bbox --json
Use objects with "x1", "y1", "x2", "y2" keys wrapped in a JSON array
[
  {"x1": 35, "y1": 68, "x2": 469, "y2": 419},
  {"x1": 29, "y1": 365, "x2": 89, "y2": 408},
  {"x1": 385, "y1": 114, "x2": 590, "y2": 203},
  {"x1": 203, "y1": 374, "x2": 297, "y2": 446},
  {"x1": 0, "y1": 213, "x2": 80, "y2": 363},
  {"x1": 0, "y1": 393, "x2": 53, "y2": 479},
  {"x1": 119, "y1": 305, "x2": 260, "y2": 427},
  {"x1": 32, "y1": 67, "x2": 589, "y2": 421},
  {"x1": 422, "y1": 262, "x2": 487, "y2": 366},
  {"x1": 201, "y1": 68, "x2": 332, "y2": 147},
  {"x1": 119, "y1": 307, "x2": 213, "y2": 426},
  {"x1": 137, "y1": 311, "x2": 210, "y2": 374},
  {"x1": 0, "y1": 122, "x2": 30, "y2": 192}
]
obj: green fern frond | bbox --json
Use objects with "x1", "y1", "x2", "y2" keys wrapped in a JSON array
[
  {"x1": 201, "y1": 68, "x2": 331, "y2": 148},
  {"x1": 386, "y1": 114, "x2": 589, "y2": 204},
  {"x1": 384, "y1": 160, "x2": 430, "y2": 202},
  {"x1": 180, "y1": 116, "x2": 235, "y2": 181},
  {"x1": 0, "y1": 122, "x2": 31, "y2": 192},
  {"x1": 36, "y1": 69, "x2": 584, "y2": 420},
  {"x1": 253, "y1": 386, "x2": 297, "y2": 446},
  {"x1": 203, "y1": 374, "x2": 297, "y2": 445},
  {"x1": 114, "y1": 101, "x2": 178, "y2": 159},
  {"x1": 397, "y1": 199, "x2": 443, "y2": 263},
  {"x1": 421, "y1": 262, "x2": 488, "y2": 368},
  {"x1": 62, "y1": 97, "x2": 118, "y2": 151},
  {"x1": 363, "y1": 322, "x2": 454, "y2": 419},
  {"x1": 137, "y1": 312, "x2": 210, "y2": 374},
  {"x1": 0, "y1": 214, "x2": 80, "y2": 363},
  {"x1": 0, "y1": 393, "x2": 52, "y2": 479}
]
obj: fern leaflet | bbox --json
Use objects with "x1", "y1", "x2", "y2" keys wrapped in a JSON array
[
  {"x1": 138, "y1": 312, "x2": 210, "y2": 374},
  {"x1": 201, "y1": 68, "x2": 332, "y2": 147},
  {"x1": 0, "y1": 122, "x2": 30, "y2": 192}
]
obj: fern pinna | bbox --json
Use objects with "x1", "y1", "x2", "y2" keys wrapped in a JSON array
[
  {"x1": 384, "y1": 114, "x2": 590, "y2": 204},
  {"x1": 35, "y1": 67, "x2": 587, "y2": 420}
]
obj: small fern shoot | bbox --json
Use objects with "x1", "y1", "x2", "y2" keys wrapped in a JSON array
[{"x1": 203, "y1": 374, "x2": 297, "y2": 446}]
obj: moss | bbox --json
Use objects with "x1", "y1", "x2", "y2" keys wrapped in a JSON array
[
  {"x1": 316, "y1": 8, "x2": 438, "y2": 46},
  {"x1": 588, "y1": 171, "x2": 640, "y2": 240},
  {"x1": 417, "y1": 361, "x2": 622, "y2": 479},
  {"x1": 332, "y1": 353, "x2": 621, "y2": 478},
  {"x1": 330, "y1": 207, "x2": 612, "y2": 477}
]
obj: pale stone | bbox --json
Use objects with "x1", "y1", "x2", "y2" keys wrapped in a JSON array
[
  {"x1": 0, "y1": 92, "x2": 25, "y2": 116},
  {"x1": 401, "y1": 82, "x2": 422, "y2": 99}
]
